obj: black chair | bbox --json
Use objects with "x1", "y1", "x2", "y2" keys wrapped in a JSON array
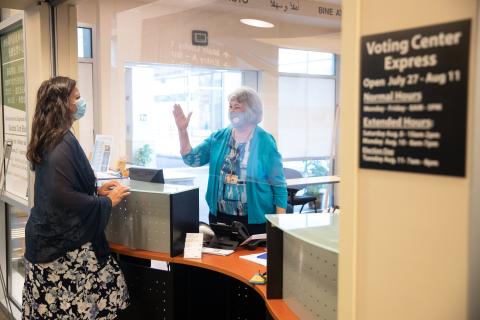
[{"x1": 284, "y1": 168, "x2": 317, "y2": 213}]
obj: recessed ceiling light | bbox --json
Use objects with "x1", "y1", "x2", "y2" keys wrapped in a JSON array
[{"x1": 240, "y1": 19, "x2": 274, "y2": 28}]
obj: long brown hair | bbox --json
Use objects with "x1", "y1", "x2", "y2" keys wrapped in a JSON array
[{"x1": 26, "y1": 76, "x2": 76, "y2": 167}]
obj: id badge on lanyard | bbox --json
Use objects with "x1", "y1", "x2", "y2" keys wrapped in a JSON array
[{"x1": 225, "y1": 174, "x2": 239, "y2": 184}]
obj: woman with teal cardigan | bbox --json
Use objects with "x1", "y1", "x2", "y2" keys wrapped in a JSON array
[{"x1": 173, "y1": 87, "x2": 287, "y2": 234}]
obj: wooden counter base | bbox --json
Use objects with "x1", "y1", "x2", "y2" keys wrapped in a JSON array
[{"x1": 110, "y1": 242, "x2": 298, "y2": 320}]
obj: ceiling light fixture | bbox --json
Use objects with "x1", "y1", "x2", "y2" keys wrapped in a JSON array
[{"x1": 240, "y1": 18, "x2": 274, "y2": 28}]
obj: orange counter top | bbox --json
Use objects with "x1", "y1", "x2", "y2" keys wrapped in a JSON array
[{"x1": 110, "y1": 242, "x2": 298, "y2": 320}]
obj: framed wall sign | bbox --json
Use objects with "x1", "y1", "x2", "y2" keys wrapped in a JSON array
[{"x1": 359, "y1": 20, "x2": 471, "y2": 177}]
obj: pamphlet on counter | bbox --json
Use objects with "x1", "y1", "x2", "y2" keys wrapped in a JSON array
[
  {"x1": 184, "y1": 233, "x2": 203, "y2": 259},
  {"x1": 239, "y1": 252, "x2": 267, "y2": 266},
  {"x1": 239, "y1": 233, "x2": 266, "y2": 247},
  {"x1": 92, "y1": 135, "x2": 113, "y2": 173}
]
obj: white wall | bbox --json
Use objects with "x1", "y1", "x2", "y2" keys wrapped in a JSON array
[{"x1": 339, "y1": 1, "x2": 478, "y2": 320}]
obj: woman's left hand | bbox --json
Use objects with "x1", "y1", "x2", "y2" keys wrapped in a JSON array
[{"x1": 97, "y1": 180, "x2": 121, "y2": 196}]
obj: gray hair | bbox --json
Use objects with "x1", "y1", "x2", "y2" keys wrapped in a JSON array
[{"x1": 228, "y1": 86, "x2": 263, "y2": 124}]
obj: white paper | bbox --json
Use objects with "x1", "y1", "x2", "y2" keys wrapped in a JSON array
[
  {"x1": 184, "y1": 233, "x2": 203, "y2": 259},
  {"x1": 95, "y1": 170, "x2": 122, "y2": 180},
  {"x1": 239, "y1": 252, "x2": 268, "y2": 266},
  {"x1": 151, "y1": 260, "x2": 169, "y2": 271},
  {"x1": 239, "y1": 233, "x2": 266, "y2": 247},
  {"x1": 92, "y1": 135, "x2": 113, "y2": 172},
  {"x1": 202, "y1": 247, "x2": 235, "y2": 256}
]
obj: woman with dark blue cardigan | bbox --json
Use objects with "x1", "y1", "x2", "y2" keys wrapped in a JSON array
[
  {"x1": 173, "y1": 87, "x2": 287, "y2": 234},
  {"x1": 23, "y1": 76, "x2": 131, "y2": 319}
]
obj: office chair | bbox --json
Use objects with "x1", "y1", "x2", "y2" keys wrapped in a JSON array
[{"x1": 284, "y1": 167, "x2": 317, "y2": 213}]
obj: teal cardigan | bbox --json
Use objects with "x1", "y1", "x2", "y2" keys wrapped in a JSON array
[{"x1": 183, "y1": 126, "x2": 287, "y2": 224}]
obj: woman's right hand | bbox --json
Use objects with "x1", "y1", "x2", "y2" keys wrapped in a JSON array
[
  {"x1": 107, "y1": 184, "x2": 131, "y2": 207},
  {"x1": 172, "y1": 103, "x2": 192, "y2": 131}
]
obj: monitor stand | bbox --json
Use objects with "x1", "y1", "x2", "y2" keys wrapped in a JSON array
[{"x1": 207, "y1": 236, "x2": 239, "y2": 250}]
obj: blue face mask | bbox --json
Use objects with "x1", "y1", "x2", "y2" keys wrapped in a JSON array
[
  {"x1": 73, "y1": 98, "x2": 87, "y2": 120},
  {"x1": 229, "y1": 109, "x2": 255, "y2": 128},
  {"x1": 229, "y1": 111, "x2": 248, "y2": 128}
]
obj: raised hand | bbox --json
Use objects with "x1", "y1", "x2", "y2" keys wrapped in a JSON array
[{"x1": 172, "y1": 103, "x2": 192, "y2": 131}]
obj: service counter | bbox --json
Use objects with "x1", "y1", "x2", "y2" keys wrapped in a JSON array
[
  {"x1": 106, "y1": 180, "x2": 296, "y2": 319},
  {"x1": 266, "y1": 213, "x2": 339, "y2": 320},
  {"x1": 106, "y1": 181, "x2": 337, "y2": 319},
  {"x1": 106, "y1": 180, "x2": 199, "y2": 256},
  {"x1": 110, "y1": 243, "x2": 299, "y2": 319}
]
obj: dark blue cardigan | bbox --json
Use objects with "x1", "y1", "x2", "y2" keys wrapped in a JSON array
[{"x1": 25, "y1": 131, "x2": 112, "y2": 264}]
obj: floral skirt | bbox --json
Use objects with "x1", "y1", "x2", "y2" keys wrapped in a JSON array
[{"x1": 22, "y1": 243, "x2": 129, "y2": 320}]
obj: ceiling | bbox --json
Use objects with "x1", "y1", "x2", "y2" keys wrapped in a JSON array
[
  {"x1": 121, "y1": 0, "x2": 342, "y2": 31},
  {"x1": 0, "y1": 0, "x2": 341, "y2": 10},
  {"x1": 0, "y1": 0, "x2": 342, "y2": 30},
  {"x1": 0, "y1": 0, "x2": 37, "y2": 10},
  {"x1": 0, "y1": 0, "x2": 78, "y2": 10}
]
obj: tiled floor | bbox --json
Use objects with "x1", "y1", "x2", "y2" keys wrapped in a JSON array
[
  {"x1": 0, "y1": 302, "x2": 17, "y2": 320},
  {"x1": 0, "y1": 309, "x2": 11, "y2": 320},
  {"x1": 0, "y1": 303, "x2": 21, "y2": 320}
]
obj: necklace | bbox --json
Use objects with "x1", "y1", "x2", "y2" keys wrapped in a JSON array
[{"x1": 233, "y1": 126, "x2": 254, "y2": 143}]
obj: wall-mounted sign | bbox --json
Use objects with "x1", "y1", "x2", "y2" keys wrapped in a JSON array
[
  {"x1": 192, "y1": 30, "x2": 208, "y2": 46},
  {"x1": 1, "y1": 25, "x2": 28, "y2": 199},
  {"x1": 359, "y1": 20, "x2": 471, "y2": 177},
  {"x1": 224, "y1": 0, "x2": 341, "y2": 19}
]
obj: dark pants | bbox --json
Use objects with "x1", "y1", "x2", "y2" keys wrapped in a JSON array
[{"x1": 209, "y1": 211, "x2": 266, "y2": 235}]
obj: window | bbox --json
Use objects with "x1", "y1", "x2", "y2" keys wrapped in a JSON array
[
  {"x1": 126, "y1": 63, "x2": 257, "y2": 168},
  {"x1": 278, "y1": 48, "x2": 337, "y2": 160},
  {"x1": 278, "y1": 76, "x2": 336, "y2": 158},
  {"x1": 77, "y1": 27, "x2": 92, "y2": 58},
  {"x1": 278, "y1": 48, "x2": 338, "y2": 209},
  {"x1": 125, "y1": 64, "x2": 257, "y2": 221},
  {"x1": 278, "y1": 48, "x2": 335, "y2": 75}
]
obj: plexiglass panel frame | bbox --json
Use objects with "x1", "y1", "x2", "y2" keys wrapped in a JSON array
[
  {"x1": 75, "y1": 0, "x2": 342, "y2": 221},
  {"x1": 7, "y1": 203, "x2": 28, "y2": 308}
]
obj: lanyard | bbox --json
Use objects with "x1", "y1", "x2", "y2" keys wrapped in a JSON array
[
  {"x1": 240, "y1": 136, "x2": 251, "y2": 168},
  {"x1": 232, "y1": 129, "x2": 253, "y2": 169}
]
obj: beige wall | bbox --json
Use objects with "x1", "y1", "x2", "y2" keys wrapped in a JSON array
[
  {"x1": 24, "y1": 2, "x2": 53, "y2": 209},
  {"x1": 339, "y1": 1, "x2": 478, "y2": 320},
  {"x1": 468, "y1": 3, "x2": 480, "y2": 319},
  {"x1": 55, "y1": 3, "x2": 78, "y2": 79},
  {"x1": 23, "y1": 2, "x2": 78, "y2": 209},
  {"x1": 76, "y1": 0, "x2": 96, "y2": 25},
  {"x1": 0, "y1": 3, "x2": 52, "y2": 317}
]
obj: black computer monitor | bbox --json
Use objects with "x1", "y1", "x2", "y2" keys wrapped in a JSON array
[{"x1": 129, "y1": 167, "x2": 164, "y2": 183}]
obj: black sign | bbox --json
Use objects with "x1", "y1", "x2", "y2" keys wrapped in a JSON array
[{"x1": 359, "y1": 20, "x2": 471, "y2": 177}]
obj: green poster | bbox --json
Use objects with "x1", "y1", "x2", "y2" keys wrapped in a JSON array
[
  {"x1": 1, "y1": 27, "x2": 25, "y2": 112},
  {"x1": 1, "y1": 24, "x2": 28, "y2": 201}
]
